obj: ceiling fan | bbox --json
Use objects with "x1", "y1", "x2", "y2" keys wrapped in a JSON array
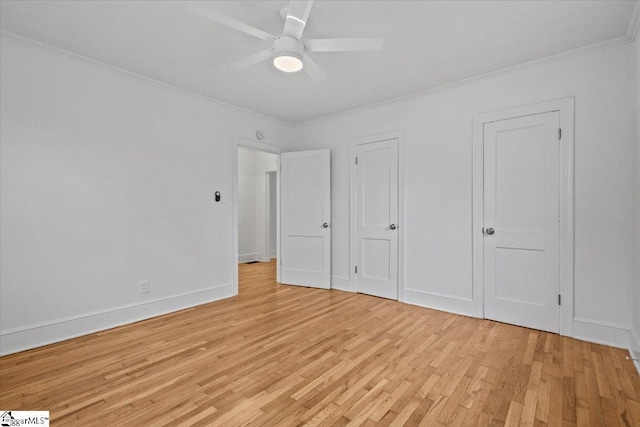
[{"x1": 187, "y1": 0, "x2": 383, "y2": 81}]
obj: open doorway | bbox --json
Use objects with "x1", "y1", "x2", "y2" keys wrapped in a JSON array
[
  {"x1": 235, "y1": 144, "x2": 279, "y2": 294},
  {"x1": 232, "y1": 139, "x2": 332, "y2": 295}
]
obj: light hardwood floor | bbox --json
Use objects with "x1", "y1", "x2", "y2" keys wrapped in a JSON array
[{"x1": 1, "y1": 259, "x2": 639, "y2": 426}]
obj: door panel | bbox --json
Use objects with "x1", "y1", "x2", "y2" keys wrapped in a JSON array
[
  {"x1": 495, "y1": 248, "x2": 545, "y2": 305},
  {"x1": 484, "y1": 111, "x2": 560, "y2": 333},
  {"x1": 280, "y1": 149, "x2": 331, "y2": 288},
  {"x1": 356, "y1": 139, "x2": 398, "y2": 300},
  {"x1": 363, "y1": 148, "x2": 391, "y2": 226},
  {"x1": 287, "y1": 236, "x2": 324, "y2": 272},
  {"x1": 363, "y1": 238, "x2": 390, "y2": 280},
  {"x1": 287, "y1": 157, "x2": 323, "y2": 224}
]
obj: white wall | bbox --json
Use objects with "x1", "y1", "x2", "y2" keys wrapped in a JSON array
[
  {"x1": 632, "y1": 33, "x2": 640, "y2": 355},
  {"x1": 237, "y1": 148, "x2": 277, "y2": 263},
  {"x1": 294, "y1": 42, "x2": 637, "y2": 348},
  {"x1": 0, "y1": 36, "x2": 292, "y2": 355}
]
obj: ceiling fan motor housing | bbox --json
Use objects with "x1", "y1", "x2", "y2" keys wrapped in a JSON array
[{"x1": 273, "y1": 36, "x2": 304, "y2": 61}]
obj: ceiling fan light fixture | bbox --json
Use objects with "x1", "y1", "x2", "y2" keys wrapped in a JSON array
[{"x1": 273, "y1": 52, "x2": 303, "y2": 73}]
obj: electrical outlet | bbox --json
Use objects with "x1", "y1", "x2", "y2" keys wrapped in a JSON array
[{"x1": 140, "y1": 280, "x2": 150, "y2": 294}]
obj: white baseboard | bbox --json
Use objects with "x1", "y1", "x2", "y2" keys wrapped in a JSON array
[
  {"x1": 331, "y1": 276, "x2": 353, "y2": 292},
  {"x1": 399, "y1": 292, "x2": 635, "y2": 351},
  {"x1": 0, "y1": 283, "x2": 234, "y2": 356},
  {"x1": 403, "y1": 288, "x2": 482, "y2": 318},
  {"x1": 238, "y1": 253, "x2": 258, "y2": 263},
  {"x1": 630, "y1": 350, "x2": 640, "y2": 376},
  {"x1": 630, "y1": 329, "x2": 640, "y2": 375},
  {"x1": 571, "y1": 318, "x2": 631, "y2": 349},
  {"x1": 269, "y1": 250, "x2": 277, "y2": 259},
  {"x1": 631, "y1": 328, "x2": 640, "y2": 352}
]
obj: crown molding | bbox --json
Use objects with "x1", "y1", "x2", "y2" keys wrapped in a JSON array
[
  {"x1": 0, "y1": 30, "x2": 294, "y2": 129},
  {"x1": 295, "y1": 32, "x2": 635, "y2": 127}
]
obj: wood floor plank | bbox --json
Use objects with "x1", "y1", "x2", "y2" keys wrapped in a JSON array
[{"x1": 1, "y1": 259, "x2": 638, "y2": 426}]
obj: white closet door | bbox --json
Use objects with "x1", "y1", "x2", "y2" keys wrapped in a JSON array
[
  {"x1": 355, "y1": 139, "x2": 398, "y2": 300},
  {"x1": 483, "y1": 111, "x2": 561, "y2": 333}
]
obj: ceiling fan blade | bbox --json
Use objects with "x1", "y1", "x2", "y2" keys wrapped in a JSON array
[
  {"x1": 283, "y1": 0, "x2": 314, "y2": 40},
  {"x1": 234, "y1": 48, "x2": 275, "y2": 69},
  {"x1": 187, "y1": 1, "x2": 276, "y2": 42},
  {"x1": 302, "y1": 54, "x2": 326, "y2": 82},
  {"x1": 306, "y1": 38, "x2": 384, "y2": 52}
]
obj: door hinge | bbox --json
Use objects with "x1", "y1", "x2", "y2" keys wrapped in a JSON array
[
  {"x1": 280, "y1": 258, "x2": 283, "y2": 265},
  {"x1": 558, "y1": 128, "x2": 562, "y2": 140},
  {"x1": 558, "y1": 294, "x2": 561, "y2": 305},
  {"x1": 355, "y1": 266, "x2": 358, "y2": 274},
  {"x1": 355, "y1": 157, "x2": 358, "y2": 165}
]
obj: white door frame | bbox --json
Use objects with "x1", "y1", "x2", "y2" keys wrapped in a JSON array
[
  {"x1": 472, "y1": 97, "x2": 575, "y2": 336},
  {"x1": 350, "y1": 130, "x2": 406, "y2": 300},
  {"x1": 231, "y1": 137, "x2": 283, "y2": 295}
]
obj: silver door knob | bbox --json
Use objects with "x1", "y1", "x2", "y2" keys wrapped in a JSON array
[
  {"x1": 485, "y1": 227, "x2": 494, "y2": 235},
  {"x1": 322, "y1": 223, "x2": 329, "y2": 228},
  {"x1": 389, "y1": 224, "x2": 397, "y2": 230}
]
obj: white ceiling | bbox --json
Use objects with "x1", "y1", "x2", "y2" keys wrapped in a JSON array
[{"x1": 1, "y1": 1, "x2": 638, "y2": 124}]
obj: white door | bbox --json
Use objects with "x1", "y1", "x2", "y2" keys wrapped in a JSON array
[
  {"x1": 280, "y1": 149, "x2": 331, "y2": 289},
  {"x1": 355, "y1": 139, "x2": 398, "y2": 300},
  {"x1": 483, "y1": 111, "x2": 560, "y2": 333}
]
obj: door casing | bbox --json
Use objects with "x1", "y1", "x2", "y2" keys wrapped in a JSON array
[
  {"x1": 350, "y1": 130, "x2": 406, "y2": 300},
  {"x1": 472, "y1": 97, "x2": 575, "y2": 336},
  {"x1": 232, "y1": 137, "x2": 283, "y2": 295}
]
